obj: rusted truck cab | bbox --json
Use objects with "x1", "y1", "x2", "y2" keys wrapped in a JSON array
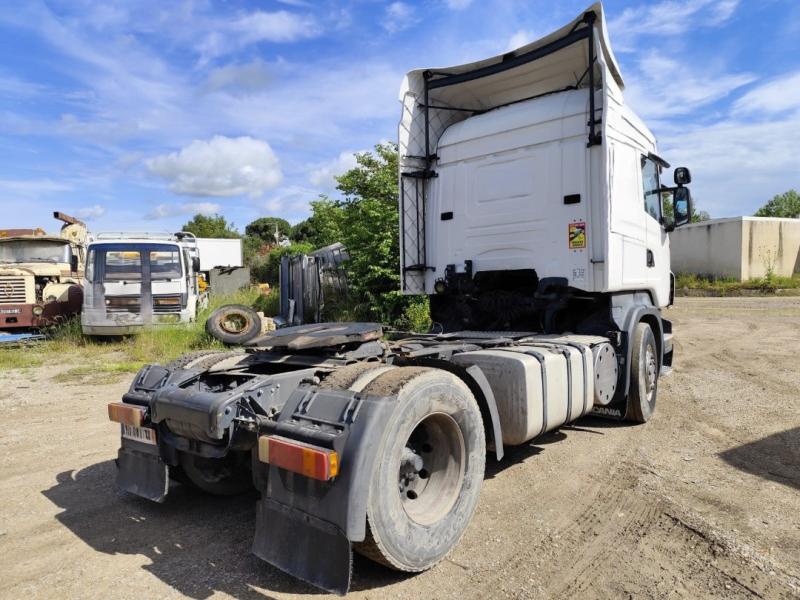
[{"x1": 0, "y1": 213, "x2": 87, "y2": 330}]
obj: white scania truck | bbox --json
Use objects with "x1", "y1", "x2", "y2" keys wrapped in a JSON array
[{"x1": 106, "y1": 4, "x2": 693, "y2": 594}]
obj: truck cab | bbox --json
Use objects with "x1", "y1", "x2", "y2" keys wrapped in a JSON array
[
  {"x1": 105, "y1": 3, "x2": 695, "y2": 595},
  {"x1": 82, "y1": 233, "x2": 206, "y2": 335},
  {"x1": 0, "y1": 212, "x2": 86, "y2": 329}
]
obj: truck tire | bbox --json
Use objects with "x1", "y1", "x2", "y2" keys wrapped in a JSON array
[
  {"x1": 178, "y1": 450, "x2": 252, "y2": 496},
  {"x1": 354, "y1": 367, "x2": 485, "y2": 571},
  {"x1": 165, "y1": 350, "x2": 238, "y2": 370},
  {"x1": 205, "y1": 304, "x2": 261, "y2": 345},
  {"x1": 626, "y1": 322, "x2": 658, "y2": 423},
  {"x1": 318, "y1": 361, "x2": 395, "y2": 392}
]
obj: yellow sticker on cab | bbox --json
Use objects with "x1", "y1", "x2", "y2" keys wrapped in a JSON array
[{"x1": 569, "y1": 221, "x2": 586, "y2": 249}]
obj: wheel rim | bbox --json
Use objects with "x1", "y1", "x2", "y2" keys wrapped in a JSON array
[
  {"x1": 644, "y1": 343, "x2": 657, "y2": 402},
  {"x1": 398, "y1": 412, "x2": 465, "y2": 526},
  {"x1": 220, "y1": 312, "x2": 248, "y2": 334}
]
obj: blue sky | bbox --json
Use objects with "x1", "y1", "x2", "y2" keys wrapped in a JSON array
[{"x1": 0, "y1": 0, "x2": 798, "y2": 233}]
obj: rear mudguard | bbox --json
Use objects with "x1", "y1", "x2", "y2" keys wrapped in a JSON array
[
  {"x1": 116, "y1": 438, "x2": 170, "y2": 502},
  {"x1": 252, "y1": 385, "x2": 398, "y2": 595}
]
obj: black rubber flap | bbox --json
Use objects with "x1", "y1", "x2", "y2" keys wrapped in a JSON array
[
  {"x1": 253, "y1": 497, "x2": 352, "y2": 595},
  {"x1": 117, "y1": 447, "x2": 169, "y2": 503},
  {"x1": 248, "y1": 322, "x2": 382, "y2": 350}
]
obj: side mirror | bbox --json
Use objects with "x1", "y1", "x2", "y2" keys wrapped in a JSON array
[
  {"x1": 192, "y1": 256, "x2": 201, "y2": 272},
  {"x1": 674, "y1": 167, "x2": 691, "y2": 185},
  {"x1": 673, "y1": 186, "x2": 692, "y2": 227},
  {"x1": 70, "y1": 254, "x2": 79, "y2": 273}
]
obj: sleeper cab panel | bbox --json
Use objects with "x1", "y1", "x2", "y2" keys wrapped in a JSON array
[{"x1": 452, "y1": 344, "x2": 593, "y2": 446}]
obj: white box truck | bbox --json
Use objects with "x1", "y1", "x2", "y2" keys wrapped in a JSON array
[
  {"x1": 105, "y1": 3, "x2": 694, "y2": 594},
  {"x1": 82, "y1": 233, "x2": 243, "y2": 335}
]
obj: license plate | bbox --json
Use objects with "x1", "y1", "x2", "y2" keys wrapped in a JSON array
[
  {"x1": 0, "y1": 308, "x2": 20, "y2": 314},
  {"x1": 121, "y1": 423, "x2": 157, "y2": 445}
]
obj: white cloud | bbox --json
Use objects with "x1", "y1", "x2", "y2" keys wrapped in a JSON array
[
  {"x1": 250, "y1": 185, "x2": 321, "y2": 222},
  {"x1": 505, "y1": 30, "x2": 535, "y2": 52},
  {"x1": 623, "y1": 51, "x2": 755, "y2": 119},
  {"x1": 657, "y1": 111, "x2": 800, "y2": 217},
  {"x1": 0, "y1": 178, "x2": 73, "y2": 196},
  {"x1": 308, "y1": 151, "x2": 359, "y2": 190},
  {"x1": 608, "y1": 0, "x2": 740, "y2": 51},
  {"x1": 0, "y1": 73, "x2": 45, "y2": 98},
  {"x1": 146, "y1": 136, "x2": 283, "y2": 198},
  {"x1": 382, "y1": 2, "x2": 417, "y2": 33},
  {"x1": 193, "y1": 10, "x2": 321, "y2": 65},
  {"x1": 444, "y1": 0, "x2": 473, "y2": 9},
  {"x1": 75, "y1": 204, "x2": 105, "y2": 219},
  {"x1": 733, "y1": 71, "x2": 800, "y2": 116},
  {"x1": 233, "y1": 10, "x2": 319, "y2": 44},
  {"x1": 146, "y1": 202, "x2": 221, "y2": 220},
  {"x1": 203, "y1": 60, "x2": 272, "y2": 94}
]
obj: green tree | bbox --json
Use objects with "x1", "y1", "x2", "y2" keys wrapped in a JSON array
[
  {"x1": 333, "y1": 143, "x2": 405, "y2": 323},
  {"x1": 290, "y1": 198, "x2": 345, "y2": 247},
  {"x1": 181, "y1": 214, "x2": 240, "y2": 238},
  {"x1": 250, "y1": 242, "x2": 313, "y2": 284},
  {"x1": 245, "y1": 217, "x2": 292, "y2": 243},
  {"x1": 754, "y1": 189, "x2": 800, "y2": 218}
]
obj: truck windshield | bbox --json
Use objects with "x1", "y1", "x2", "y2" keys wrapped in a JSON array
[
  {"x1": 89, "y1": 243, "x2": 184, "y2": 282},
  {"x1": 0, "y1": 240, "x2": 71, "y2": 264},
  {"x1": 149, "y1": 248, "x2": 182, "y2": 280}
]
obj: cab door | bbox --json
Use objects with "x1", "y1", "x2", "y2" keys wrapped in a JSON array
[{"x1": 640, "y1": 155, "x2": 671, "y2": 306}]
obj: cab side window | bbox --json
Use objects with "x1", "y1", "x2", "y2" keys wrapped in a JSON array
[{"x1": 641, "y1": 156, "x2": 661, "y2": 222}]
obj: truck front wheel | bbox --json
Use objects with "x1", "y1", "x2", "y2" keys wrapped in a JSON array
[
  {"x1": 354, "y1": 367, "x2": 485, "y2": 571},
  {"x1": 626, "y1": 322, "x2": 659, "y2": 423}
]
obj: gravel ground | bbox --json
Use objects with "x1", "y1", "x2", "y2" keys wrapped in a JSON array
[{"x1": 0, "y1": 296, "x2": 798, "y2": 599}]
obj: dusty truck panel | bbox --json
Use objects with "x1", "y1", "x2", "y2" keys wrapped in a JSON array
[
  {"x1": 0, "y1": 212, "x2": 87, "y2": 330},
  {"x1": 82, "y1": 234, "x2": 203, "y2": 335},
  {"x1": 106, "y1": 3, "x2": 694, "y2": 596},
  {"x1": 82, "y1": 233, "x2": 249, "y2": 335}
]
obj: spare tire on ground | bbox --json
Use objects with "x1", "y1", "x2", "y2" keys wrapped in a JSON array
[{"x1": 205, "y1": 304, "x2": 262, "y2": 345}]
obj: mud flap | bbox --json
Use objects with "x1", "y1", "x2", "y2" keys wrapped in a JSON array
[
  {"x1": 253, "y1": 497, "x2": 351, "y2": 595},
  {"x1": 117, "y1": 446, "x2": 169, "y2": 502}
]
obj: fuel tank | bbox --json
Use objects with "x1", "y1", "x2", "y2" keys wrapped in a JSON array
[{"x1": 452, "y1": 336, "x2": 614, "y2": 445}]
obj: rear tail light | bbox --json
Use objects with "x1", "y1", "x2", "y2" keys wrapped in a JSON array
[
  {"x1": 258, "y1": 435, "x2": 339, "y2": 481},
  {"x1": 108, "y1": 402, "x2": 146, "y2": 427}
]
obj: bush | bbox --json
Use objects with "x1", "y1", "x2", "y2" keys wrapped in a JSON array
[
  {"x1": 251, "y1": 243, "x2": 313, "y2": 285},
  {"x1": 395, "y1": 295, "x2": 431, "y2": 332}
]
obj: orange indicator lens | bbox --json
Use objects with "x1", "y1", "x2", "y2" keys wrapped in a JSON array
[
  {"x1": 258, "y1": 435, "x2": 339, "y2": 481},
  {"x1": 107, "y1": 402, "x2": 146, "y2": 427}
]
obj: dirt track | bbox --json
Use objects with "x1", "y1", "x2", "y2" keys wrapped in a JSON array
[{"x1": 1, "y1": 297, "x2": 799, "y2": 599}]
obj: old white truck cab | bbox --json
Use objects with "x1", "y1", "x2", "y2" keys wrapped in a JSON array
[{"x1": 82, "y1": 233, "x2": 206, "y2": 335}]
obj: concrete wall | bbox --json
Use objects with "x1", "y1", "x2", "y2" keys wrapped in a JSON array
[
  {"x1": 208, "y1": 266, "x2": 251, "y2": 296},
  {"x1": 670, "y1": 217, "x2": 800, "y2": 280}
]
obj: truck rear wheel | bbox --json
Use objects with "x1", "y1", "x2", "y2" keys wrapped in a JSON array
[
  {"x1": 354, "y1": 367, "x2": 485, "y2": 571},
  {"x1": 626, "y1": 322, "x2": 658, "y2": 423},
  {"x1": 178, "y1": 450, "x2": 252, "y2": 496},
  {"x1": 165, "y1": 350, "x2": 241, "y2": 371}
]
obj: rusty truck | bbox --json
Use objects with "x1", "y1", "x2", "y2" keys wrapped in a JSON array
[
  {"x1": 106, "y1": 4, "x2": 695, "y2": 594},
  {"x1": 0, "y1": 212, "x2": 87, "y2": 330}
]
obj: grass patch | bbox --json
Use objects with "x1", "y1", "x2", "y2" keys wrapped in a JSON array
[
  {"x1": 53, "y1": 361, "x2": 147, "y2": 385},
  {"x1": 0, "y1": 286, "x2": 279, "y2": 372},
  {"x1": 0, "y1": 350, "x2": 44, "y2": 370},
  {"x1": 675, "y1": 272, "x2": 800, "y2": 295}
]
